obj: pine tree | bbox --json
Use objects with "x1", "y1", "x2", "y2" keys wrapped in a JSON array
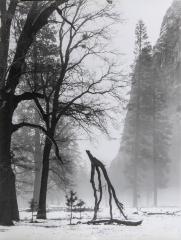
[
  {"x1": 123, "y1": 20, "x2": 171, "y2": 207},
  {"x1": 66, "y1": 191, "x2": 78, "y2": 224},
  {"x1": 76, "y1": 199, "x2": 85, "y2": 219},
  {"x1": 151, "y1": 68, "x2": 171, "y2": 206},
  {"x1": 130, "y1": 20, "x2": 152, "y2": 207},
  {"x1": 134, "y1": 20, "x2": 152, "y2": 57}
]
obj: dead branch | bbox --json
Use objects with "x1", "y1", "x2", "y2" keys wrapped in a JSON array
[
  {"x1": 86, "y1": 150, "x2": 127, "y2": 221},
  {"x1": 87, "y1": 219, "x2": 143, "y2": 226}
]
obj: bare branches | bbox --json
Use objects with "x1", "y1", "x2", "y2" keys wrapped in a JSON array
[
  {"x1": 6, "y1": 0, "x2": 67, "y2": 91},
  {"x1": 12, "y1": 122, "x2": 63, "y2": 164},
  {"x1": 24, "y1": 0, "x2": 125, "y2": 139},
  {"x1": 57, "y1": 0, "x2": 120, "y2": 68},
  {"x1": 56, "y1": 7, "x2": 76, "y2": 30},
  {"x1": 15, "y1": 92, "x2": 44, "y2": 104}
]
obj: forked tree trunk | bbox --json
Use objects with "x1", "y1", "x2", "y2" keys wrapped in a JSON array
[
  {"x1": 36, "y1": 137, "x2": 52, "y2": 219},
  {"x1": 0, "y1": 104, "x2": 19, "y2": 225}
]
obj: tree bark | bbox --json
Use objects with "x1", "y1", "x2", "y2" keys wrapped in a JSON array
[
  {"x1": 0, "y1": 103, "x2": 19, "y2": 225},
  {"x1": 36, "y1": 137, "x2": 52, "y2": 219},
  {"x1": 32, "y1": 40, "x2": 42, "y2": 207},
  {"x1": 0, "y1": 8, "x2": 18, "y2": 225},
  {"x1": 0, "y1": 1, "x2": 65, "y2": 226},
  {"x1": 0, "y1": 0, "x2": 17, "y2": 88},
  {"x1": 33, "y1": 112, "x2": 42, "y2": 208}
]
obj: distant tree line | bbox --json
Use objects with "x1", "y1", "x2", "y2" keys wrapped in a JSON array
[{"x1": 111, "y1": 20, "x2": 172, "y2": 208}]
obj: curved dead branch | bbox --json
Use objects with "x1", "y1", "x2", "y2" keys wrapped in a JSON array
[{"x1": 86, "y1": 150, "x2": 128, "y2": 221}]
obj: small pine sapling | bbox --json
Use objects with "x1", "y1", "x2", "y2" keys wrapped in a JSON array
[
  {"x1": 76, "y1": 199, "x2": 85, "y2": 219},
  {"x1": 29, "y1": 198, "x2": 37, "y2": 223},
  {"x1": 66, "y1": 191, "x2": 78, "y2": 224}
]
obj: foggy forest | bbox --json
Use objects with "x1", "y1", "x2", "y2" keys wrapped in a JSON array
[{"x1": 0, "y1": 0, "x2": 181, "y2": 239}]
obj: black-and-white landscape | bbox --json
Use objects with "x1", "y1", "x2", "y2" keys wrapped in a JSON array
[{"x1": 0, "y1": 0, "x2": 181, "y2": 239}]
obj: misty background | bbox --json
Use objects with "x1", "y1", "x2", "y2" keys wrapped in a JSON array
[{"x1": 4, "y1": 0, "x2": 180, "y2": 211}]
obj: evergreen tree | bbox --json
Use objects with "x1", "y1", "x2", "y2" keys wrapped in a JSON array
[
  {"x1": 66, "y1": 190, "x2": 78, "y2": 224},
  {"x1": 134, "y1": 20, "x2": 152, "y2": 57},
  {"x1": 76, "y1": 199, "x2": 85, "y2": 219},
  {"x1": 151, "y1": 68, "x2": 171, "y2": 206},
  {"x1": 127, "y1": 20, "x2": 153, "y2": 207},
  {"x1": 123, "y1": 20, "x2": 171, "y2": 207}
]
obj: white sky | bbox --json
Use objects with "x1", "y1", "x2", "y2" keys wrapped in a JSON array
[
  {"x1": 79, "y1": 0, "x2": 174, "y2": 166},
  {"x1": 114, "y1": 0, "x2": 173, "y2": 68}
]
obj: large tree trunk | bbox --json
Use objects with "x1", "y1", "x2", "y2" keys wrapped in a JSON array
[
  {"x1": 36, "y1": 137, "x2": 52, "y2": 219},
  {"x1": 0, "y1": 1, "x2": 65, "y2": 226},
  {"x1": 0, "y1": 5, "x2": 18, "y2": 225},
  {"x1": 0, "y1": 104, "x2": 19, "y2": 225},
  {"x1": 33, "y1": 114, "x2": 42, "y2": 208}
]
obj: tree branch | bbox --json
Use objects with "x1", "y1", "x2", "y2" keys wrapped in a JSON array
[
  {"x1": 15, "y1": 92, "x2": 44, "y2": 104},
  {"x1": 6, "y1": 0, "x2": 67, "y2": 91},
  {"x1": 12, "y1": 122, "x2": 63, "y2": 164},
  {"x1": 56, "y1": 7, "x2": 76, "y2": 30}
]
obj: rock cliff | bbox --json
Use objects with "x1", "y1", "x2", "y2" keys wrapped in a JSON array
[{"x1": 110, "y1": 0, "x2": 181, "y2": 206}]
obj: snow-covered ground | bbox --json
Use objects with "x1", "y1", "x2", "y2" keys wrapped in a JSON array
[{"x1": 0, "y1": 208, "x2": 181, "y2": 240}]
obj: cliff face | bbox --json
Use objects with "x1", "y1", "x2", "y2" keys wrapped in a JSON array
[
  {"x1": 154, "y1": 0, "x2": 181, "y2": 194},
  {"x1": 110, "y1": 0, "x2": 181, "y2": 206}
]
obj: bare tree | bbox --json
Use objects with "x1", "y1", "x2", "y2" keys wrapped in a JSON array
[
  {"x1": 0, "y1": 0, "x2": 73, "y2": 226},
  {"x1": 0, "y1": 0, "x2": 116, "y2": 225},
  {"x1": 10, "y1": 0, "x2": 123, "y2": 220}
]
